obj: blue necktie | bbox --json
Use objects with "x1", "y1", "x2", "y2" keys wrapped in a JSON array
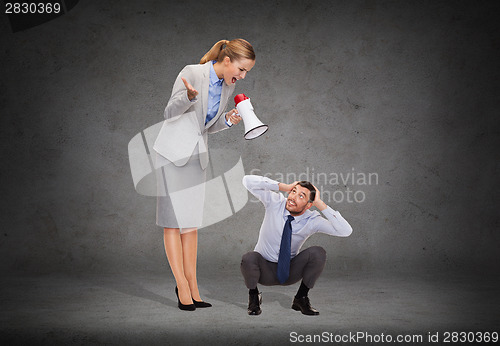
[{"x1": 277, "y1": 215, "x2": 295, "y2": 284}]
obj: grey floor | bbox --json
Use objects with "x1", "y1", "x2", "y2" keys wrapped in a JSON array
[{"x1": 1, "y1": 269, "x2": 498, "y2": 345}]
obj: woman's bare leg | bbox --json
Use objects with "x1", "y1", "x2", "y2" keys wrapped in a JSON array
[
  {"x1": 163, "y1": 227, "x2": 193, "y2": 305},
  {"x1": 180, "y1": 228, "x2": 202, "y2": 301}
]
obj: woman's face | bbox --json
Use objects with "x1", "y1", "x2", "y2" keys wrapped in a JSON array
[{"x1": 222, "y1": 56, "x2": 255, "y2": 85}]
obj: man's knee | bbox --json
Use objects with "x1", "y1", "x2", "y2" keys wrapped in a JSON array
[
  {"x1": 309, "y1": 246, "x2": 327, "y2": 263},
  {"x1": 241, "y1": 251, "x2": 261, "y2": 268}
]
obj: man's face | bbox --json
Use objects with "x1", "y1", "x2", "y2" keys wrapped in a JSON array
[{"x1": 286, "y1": 184, "x2": 312, "y2": 216}]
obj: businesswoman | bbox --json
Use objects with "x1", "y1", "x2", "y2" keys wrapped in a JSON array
[{"x1": 153, "y1": 39, "x2": 256, "y2": 310}]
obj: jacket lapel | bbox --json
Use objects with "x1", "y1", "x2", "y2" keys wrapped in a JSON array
[
  {"x1": 219, "y1": 83, "x2": 230, "y2": 116},
  {"x1": 200, "y1": 62, "x2": 210, "y2": 129}
]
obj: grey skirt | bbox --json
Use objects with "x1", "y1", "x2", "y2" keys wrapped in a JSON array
[{"x1": 155, "y1": 146, "x2": 207, "y2": 230}]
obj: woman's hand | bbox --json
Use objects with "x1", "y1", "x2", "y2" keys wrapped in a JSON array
[
  {"x1": 225, "y1": 108, "x2": 242, "y2": 125},
  {"x1": 181, "y1": 77, "x2": 198, "y2": 101}
]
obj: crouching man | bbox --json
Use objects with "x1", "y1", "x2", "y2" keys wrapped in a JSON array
[{"x1": 240, "y1": 175, "x2": 353, "y2": 316}]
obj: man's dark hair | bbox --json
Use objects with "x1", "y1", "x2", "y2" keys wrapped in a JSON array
[{"x1": 296, "y1": 181, "x2": 316, "y2": 203}]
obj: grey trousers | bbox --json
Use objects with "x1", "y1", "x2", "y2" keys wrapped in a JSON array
[{"x1": 240, "y1": 246, "x2": 327, "y2": 289}]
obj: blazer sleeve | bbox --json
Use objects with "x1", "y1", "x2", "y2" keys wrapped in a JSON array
[
  {"x1": 164, "y1": 66, "x2": 200, "y2": 120},
  {"x1": 207, "y1": 110, "x2": 231, "y2": 133}
]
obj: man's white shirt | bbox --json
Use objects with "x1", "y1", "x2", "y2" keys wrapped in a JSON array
[{"x1": 242, "y1": 175, "x2": 353, "y2": 263}]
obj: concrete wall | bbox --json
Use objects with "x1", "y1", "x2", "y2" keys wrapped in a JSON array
[{"x1": 1, "y1": 0, "x2": 499, "y2": 276}]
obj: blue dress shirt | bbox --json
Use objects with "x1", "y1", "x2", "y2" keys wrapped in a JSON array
[{"x1": 205, "y1": 61, "x2": 224, "y2": 125}]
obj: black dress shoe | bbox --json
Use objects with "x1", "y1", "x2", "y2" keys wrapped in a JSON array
[
  {"x1": 292, "y1": 296, "x2": 319, "y2": 315},
  {"x1": 192, "y1": 298, "x2": 212, "y2": 308},
  {"x1": 248, "y1": 292, "x2": 262, "y2": 315},
  {"x1": 175, "y1": 286, "x2": 196, "y2": 311}
]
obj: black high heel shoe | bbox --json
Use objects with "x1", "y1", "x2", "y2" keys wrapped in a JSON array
[
  {"x1": 192, "y1": 298, "x2": 212, "y2": 308},
  {"x1": 175, "y1": 286, "x2": 196, "y2": 311}
]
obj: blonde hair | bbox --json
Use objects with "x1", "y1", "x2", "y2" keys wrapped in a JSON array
[{"x1": 199, "y1": 38, "x2": 255, "y2": 64}]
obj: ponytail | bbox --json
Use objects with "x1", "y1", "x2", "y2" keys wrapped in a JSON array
[
  {"x1": 199, "y1": 38, "x2": 255, "y2": 64},
  {"x1": 199, "y1": 40, "x2": 228, "y2": 64}
]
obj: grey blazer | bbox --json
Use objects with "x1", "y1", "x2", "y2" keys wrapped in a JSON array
[{"x1": 153, "y1": 62, "x2": 235, "y2": 170}]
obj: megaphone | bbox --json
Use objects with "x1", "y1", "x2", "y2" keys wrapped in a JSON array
[{"x1": 234, "y1": 94, "x2": 269, "y2": 140}]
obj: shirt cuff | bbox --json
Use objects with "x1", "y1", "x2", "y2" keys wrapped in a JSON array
[{"x1": 225, "y1": 117, "x2": 233, "y2": 127}]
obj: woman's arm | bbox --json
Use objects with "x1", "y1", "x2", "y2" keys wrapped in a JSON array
[{"x1": 164, "y1": 66, "x2": 199, "y2": 120}]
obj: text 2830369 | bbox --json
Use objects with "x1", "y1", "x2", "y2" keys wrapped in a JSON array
[{"x1": 5, "y1": 2, "x2": 61, "y2": 14}]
